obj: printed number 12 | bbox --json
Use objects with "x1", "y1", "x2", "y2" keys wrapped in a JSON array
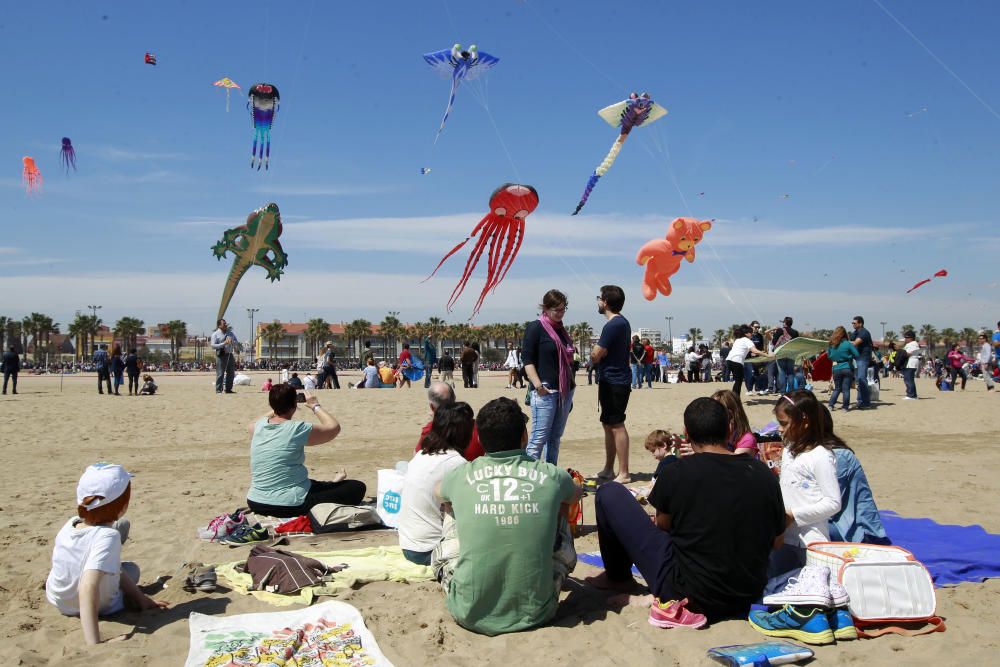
[{"x1": 490, "y1": 478, "x2": 518, "y2": 501}]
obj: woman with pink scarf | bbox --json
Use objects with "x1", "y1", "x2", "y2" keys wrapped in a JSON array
[{"x1": 522, "y1": 289, "x2": 576, "y2": 464}]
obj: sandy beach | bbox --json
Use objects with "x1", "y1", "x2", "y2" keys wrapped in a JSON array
[{"x1": 2, "y1": 370, "x2": 997, "y2": 665}]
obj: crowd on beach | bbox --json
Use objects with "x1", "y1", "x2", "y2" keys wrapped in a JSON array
[{"x1": 40, "y1": 302, "x2": 1000, "y2": 647}]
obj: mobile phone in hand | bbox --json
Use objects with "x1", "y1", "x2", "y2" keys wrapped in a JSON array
[{"x1": 296, "y1": 392, "x2": 307, "y2": 403}]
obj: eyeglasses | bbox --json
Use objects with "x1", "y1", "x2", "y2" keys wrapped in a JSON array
[
  {"x1": 550, "y1": 306, "x2": 567, "y2": 313},
  {"x1": 595, "y1": 296, "x2": 604, "y2": 302}
]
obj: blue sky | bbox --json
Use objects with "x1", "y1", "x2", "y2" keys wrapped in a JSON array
[{"x1": 2, "y1": 1, "x2": 998, "y2": 338}]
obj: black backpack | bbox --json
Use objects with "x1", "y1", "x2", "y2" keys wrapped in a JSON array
[{"x1": 894, "y1": 348, "x2": 909, "y2": 371}]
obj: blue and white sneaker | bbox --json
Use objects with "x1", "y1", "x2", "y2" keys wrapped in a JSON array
[
  {"x1": 748, "y1": 605, "x2": 835, "y2": 645},
  {"x1": 828, "y1": 607, "x2": 858, "y2": 641}
]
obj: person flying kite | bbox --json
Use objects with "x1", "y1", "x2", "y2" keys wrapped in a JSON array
[
  {"x1": 424, "y1": 183, "x2": 538, "y2": 317},
  {"x1": 572, "y1": 92, "x2": 667, "y2": 215},
  {"x1": 423, "y1": 43, "x2": 499, "y2": 142},
  {"x1": 212, "y1": 203, "x2": 288, "y2": 321}
]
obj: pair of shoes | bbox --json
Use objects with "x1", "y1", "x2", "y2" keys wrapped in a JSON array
[
  {"x1": 216, "y1": 390, "x2": 223, "y2": 394},
  {"x1": 224, "y1": 390, "x2": 235, "y2": 394},
  {"x1": 748, "y1": 605, "x2": 835, "y2": 645},
  {"x1": 197, "y1": 510, "x2": 247, "y2": 541},
  {"x1": 218, "y1": 522, "x2": 270, "y2": 545},
  {"x1": 763, "y1": 565, "x2": 849, "y2": 608},
  {"x1": 903, "y1": 396, "x2": 917, "y2": 400},
  {"x1": 183, "y1": 564, "x2": 218, "y2": 592},
  {"x1": 648, "y1": 597, "x2": 707, "y2": 629}
]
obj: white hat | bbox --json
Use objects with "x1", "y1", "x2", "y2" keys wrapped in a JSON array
[{"x1": 77, "y1": 463, "x2": 133, "y2": 509}]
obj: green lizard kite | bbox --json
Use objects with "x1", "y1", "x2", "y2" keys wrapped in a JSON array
[{"x1": 212, "y1": 202, "x2": 288, "y2": 321}]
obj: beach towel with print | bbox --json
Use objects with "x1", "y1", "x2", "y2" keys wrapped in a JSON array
[
  {"x1": 216, "y1": 545, "x2": 433, "y2": 606},
  {"x1": 185, "y1": 599, "x2": 393, "y2": 666}
]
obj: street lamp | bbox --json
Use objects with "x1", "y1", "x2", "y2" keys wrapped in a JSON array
[
  {"x1": 87, "y1": 304, "x2": 102, "y2": 318},
  {"x1": 247, "y1": 308, "x2": 260, "y2": 365},
  {"x1": 664, "y1": 316, "x2": 674, "y2": 353},
  {"x1": 880, "y1": 321, "x2": 887, "y2": 343}
]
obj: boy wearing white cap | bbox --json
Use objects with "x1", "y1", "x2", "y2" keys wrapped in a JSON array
[{"x1": 46, "y1": 463, "x2": 168, "y2": 644}]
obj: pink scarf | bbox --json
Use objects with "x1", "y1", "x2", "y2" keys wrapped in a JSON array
[{"x1": 538, "y1": 313, "x2": 575, "y2": 405}]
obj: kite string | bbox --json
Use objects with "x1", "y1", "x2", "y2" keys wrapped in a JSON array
[{"x1": 871, "y1": 0, "x2": 1000, "y2": 122}]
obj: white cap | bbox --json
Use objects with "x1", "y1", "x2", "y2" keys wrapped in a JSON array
[{"x1": 76, "y1": 463, "x2": 133, "y2": 509}]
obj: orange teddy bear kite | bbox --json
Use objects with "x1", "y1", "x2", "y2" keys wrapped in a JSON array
[{"x1": 635, "y1": 217, "x2": 712, "y2": 300}]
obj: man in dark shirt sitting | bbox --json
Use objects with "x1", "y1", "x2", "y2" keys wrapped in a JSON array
[{"x1": 587, "y1": 397, "x2": 785, "y2": 627}]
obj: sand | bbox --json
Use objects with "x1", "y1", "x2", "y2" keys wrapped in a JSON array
[{"x1": 1, "y1": 370, "x2": 997, "y2": 665}]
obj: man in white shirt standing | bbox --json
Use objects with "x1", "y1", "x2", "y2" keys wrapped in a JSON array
[
  {"x1": 901, "y1": 330, "x2": 921, "y2": 400},
  {"x1": 210, "y1": 318, "x2": 239, "y2": 394},
  {"x1": 976, "y1": 332, "x2": 994, "y2": 391}
]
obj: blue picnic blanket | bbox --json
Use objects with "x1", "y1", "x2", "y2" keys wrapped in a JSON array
[{"x1": 879, "y1": 510, "x2": 1000, "y2": 587}]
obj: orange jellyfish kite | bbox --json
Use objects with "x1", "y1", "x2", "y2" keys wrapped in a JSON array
[{"x1": 22, "y1": 157, "x2": 42, "y2": 194}]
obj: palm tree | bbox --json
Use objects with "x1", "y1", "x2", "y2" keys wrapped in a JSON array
[
  {"x1": 113, "y1": 316, "x2": 144, "y2": 352},
  {"x1": 713, "y1": 329, "x2": 726, "y2": 349},
  {"x1": 939, "y1": 327, "x2": 958, "y2": 350},
  {"x1": 960, "y1": 327, "x2": 978, "y2": 353},
  {"x1": 901, "y1": 323, "x2": 916, "y2": 336},
  {"x1": 378, "y1": 313, "x2": 401, "y2": 361},
  {"x1": 688, "y1": 327, "x2": 703, "y2": 346},
  {"x1": 262, "y1": 321, "x2": 285, "y2": 360},
  {"x1": 305, "y1": 318, "x2": 330, "y2": 359},
  {"x1": 884, "y1": 330, "x2": 897, "y2": 347},
  {"x1": 0, "y1": 315, "x2": 8, "y2": 352},
  {"x1": 349, "y1": 319, "x2": 372, "y2": 362},
  {"x1": 67, "y1": 314, "x2": 90, "y2": 362},
  {"x1": 918, "y1": 324, "x2": 938, "y2": 358},
  {"x1": 570, "y1": 322, "x2": 593, "y2": 356},
  {"x1": 166, "y1": 320, "x2": 187, "y2": 361},
  {"x1": 812, "y1": 328, "x2": 833, "y2": 342},
  {"x1": 33, "y1": 314, "x2": 59, "y2": 362}
]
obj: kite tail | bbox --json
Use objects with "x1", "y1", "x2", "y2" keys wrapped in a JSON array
[
  {"x1": 572, "y1": 173, "x2": 601, "y2": 216},
  {"x1": 217, "y1": 260, "x2": 253, "y2": 322},
  {"x1": 434, "y1": 73, "x2": 462, "y2": 144},
  {"x1": 264, "y1": 130, "x2": 271, "y2": 171},
  {"x1": 251, "y1": 132, "x2": 259, "y2": 169},
  {"x1": 572, "y1": 135, "x2": 626, "y2": 215}
]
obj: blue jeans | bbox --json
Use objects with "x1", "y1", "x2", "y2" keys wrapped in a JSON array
[
  {"x1": 630, "y1": 364, "x2": 641, "y2": 388},
  {"x1": 744, "y1": 362, "x2": 757, "y2": 391},
  {"x1": 643, "y1": 363, "x2": 653, "y2": 387},
  {"x1": 902, "y1": 367, "x2": 917, "y2": 398},
  {"x1": 777, "y1": 358, "x2": 795, "y2": 393},
  {"x1": 215, "y1": 352, "x2": 235, "y2": 392},
  {"x1": 527, "y1": 389, "x2": 574, "y2": 464},
  {"x1": 766, "y1": 361, "x2": 778, "y2": 393},
  {"x1": 829, "y1": 367, "x2": 853, "y2": 409},
  {"x1": 856, "y1": 356, "x2": 872, "y2": 406}
]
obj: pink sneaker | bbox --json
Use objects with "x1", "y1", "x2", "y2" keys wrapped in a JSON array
[{"x1": 648, "y1": 597, "x2": 707, "y2": 629}]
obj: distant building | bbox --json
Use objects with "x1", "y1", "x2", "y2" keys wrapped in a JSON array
[{"x1": 635, "y1": 328, "x2": 663, "y2": 346}]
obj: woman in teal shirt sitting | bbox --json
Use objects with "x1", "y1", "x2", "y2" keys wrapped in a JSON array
[
  {"x1": 827, "y1": 326, "x2": 860, "y2": 411},
  {"x1": 245, "y1": 384, "x2": 366, "y2": 518}
]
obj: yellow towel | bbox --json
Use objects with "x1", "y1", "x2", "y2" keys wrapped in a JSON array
[{"x1": 215, "y1": 545, "x2": 434, "y2": 606}]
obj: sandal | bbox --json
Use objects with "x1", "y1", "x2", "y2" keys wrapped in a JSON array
[{"x1": 183, "y1": 564, "x2": 217, "y2": 592}]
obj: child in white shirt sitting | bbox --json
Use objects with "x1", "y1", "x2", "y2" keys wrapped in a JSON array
[{"x1": 46, "y1": 463, "x2": 168, "y2": 644}]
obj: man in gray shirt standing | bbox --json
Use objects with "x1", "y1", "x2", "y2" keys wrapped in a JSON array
[{"x1": 211, "y1": 318, "x2": 239, "y2": 393}]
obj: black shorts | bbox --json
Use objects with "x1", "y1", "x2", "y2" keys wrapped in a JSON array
[{"x1": 598, "y1": 382, "x2": 631, "y2": 425}]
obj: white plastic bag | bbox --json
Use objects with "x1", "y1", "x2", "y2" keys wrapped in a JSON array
[{"x1": 376, "y1": 468, "x2": 405, "y2": 528}]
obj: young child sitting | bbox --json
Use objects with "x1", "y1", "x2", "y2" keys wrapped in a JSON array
[
  {"x1": 137, "y1": 374, "x2": 157, "y2": 395},
  {"x1": 46, "y1": 463, "x2": 168, "y2": 644},
  {"x1": 261, "y1": 378, "x2": 273, "y2": 392},
  {"x1": 644, "y1": 429, "x2": 685, "y2": 479},
  {"x1": 711, "y1": 389, "x2": 758, "y2": 456}
]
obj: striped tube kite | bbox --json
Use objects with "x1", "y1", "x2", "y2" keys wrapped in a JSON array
[
  {"x1": 423, "y1": 44, "x2": 499, "y2": 142},
  {"x1": 213, "y1": 77, "x2": 240, "y2": 112},
  {"x1": 212, "y1": 203, "x2": 288, "y2": 321},
  {"x1": 248, "y1": 83, "x2": 280, "y2": 170},
  {"x1": 572, "y1": 92, "x2": 668, "y2": 215},
  {"x1": 424, "y1": 183, "x2": 538, "y2": 317}
]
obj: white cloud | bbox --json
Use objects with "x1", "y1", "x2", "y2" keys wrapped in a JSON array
[{"x1": 1, "y1": 268, "x2": 992, "y2": 336}]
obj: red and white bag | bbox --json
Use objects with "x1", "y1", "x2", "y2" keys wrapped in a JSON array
[{"x1": 806, "y1": 542, "x2": 945, "y2": 637}]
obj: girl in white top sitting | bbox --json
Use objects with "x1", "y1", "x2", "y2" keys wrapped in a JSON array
[
  {"x1": 764, "y1": 390, "x2": 842, "y2": 595},
  {"x1": 398, "y1": 402, "x2": 474, "y2": 565},
  {"x1": 724, "y1": 324, "x2": 772, "y2": 398}
]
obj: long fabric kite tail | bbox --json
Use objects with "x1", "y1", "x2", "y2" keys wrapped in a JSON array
[
  {"x1": 572, "y1": 173, "x2": 601, "y2": 216},
  {"x1": 447, "y1": 219, "x2": 500, "y2": 312},
  {"x1": 572, "y1": 135, "x2": 627, "y2": 215},
  {"x1": 217, "y1": 261, "x2": 253, "y2": 322},
  {"x1": 471, "y1": 226, "x2": 506, "y2": 317},
  {"x1": 434, "y1": 73, "x2": 462, "y2": 144},
  {"x1": 251, "y1": 133, "x2": 259, "y2": 169},
  {"x1": 264, "y1": 131, "x2": 271, "y2": 171},
  {"x1": 489, "y1": 220, "x2": 524, "y2": 294},
  {"x1": 421, "y1": 214, "x2": 492, "y2": 283}
]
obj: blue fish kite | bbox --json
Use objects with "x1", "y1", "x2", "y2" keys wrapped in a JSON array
[
  {"x1": 248, "y1": 83, "x2": 280, "y2": 170},
  {"x1": 572, "y1": 92, "x2": 668, "y2": 215},
  {"x1": 423, "y1": 44, "x2": 499, "y2": 142}
]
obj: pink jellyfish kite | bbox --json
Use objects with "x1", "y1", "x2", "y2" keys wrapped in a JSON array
[
  {"x1": 424, "y1": 183, "x2": 538, "y2": 316},
  {"x1": 22, "y1": 157, "x2": 42, "y2": 194}
]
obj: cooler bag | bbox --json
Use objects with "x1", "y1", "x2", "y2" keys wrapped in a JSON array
[
  {"x1": 375, "y1": 468, "x2": 405, "y2": 528},
  {"x1": 806, "y1": 542, "x2": 945, "y2": 637}
]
